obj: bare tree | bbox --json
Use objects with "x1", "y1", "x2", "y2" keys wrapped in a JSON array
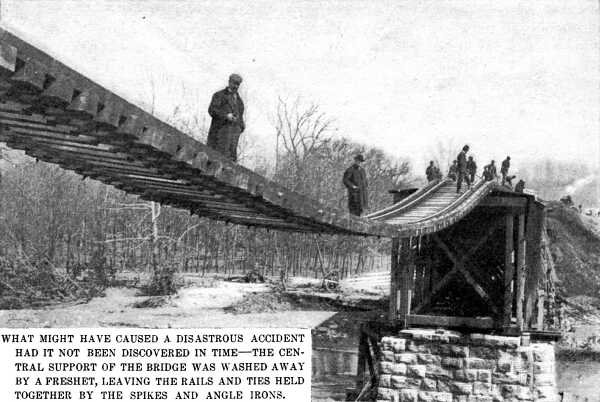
[{"x1": 274, "y1": 96, "x2": 336, "y2": 192}]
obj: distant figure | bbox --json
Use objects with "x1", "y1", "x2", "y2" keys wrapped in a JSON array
[
  {"x1": 456, "y1": 145, "x2": 469, "y2": 193},
  {"x1": 560, "y1": 195, "x2": 573, "y2": 207},
  {"x1": 483, "y1": 160, "x2": 498, "y2": 181},
  {"x1": 466, "y1": 155, "x2": 477, "y2": 187},
  {"x1": 207, "y1": 74, "x2": 245, "y2": 162},
  {"x1": 515, "y1": 179, "x2": 525, "y2": 193},
  {"x1": 501, "y1": 156, "x2": 511, "y2": 185},
  {"x1": 343, "y1": 154, "x2": 368, "y2": 216},
  {"x1": 448, "y1": 160, "x2": 458, "y2": 181},
  {"x1": 434, "y1": 165, "x2": 442, "y2": 180},
  {"x1": 578, "y1": 204, "x2": 583, "y2": 214},
  {"x1": 425, "y1": 161, "x2": 438, "y2": 182}
]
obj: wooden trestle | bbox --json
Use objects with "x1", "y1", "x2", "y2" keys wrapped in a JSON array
[{"x1": 387, "y1": 192, "x2": 545, "y2": 333}]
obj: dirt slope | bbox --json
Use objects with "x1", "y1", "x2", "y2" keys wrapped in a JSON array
[{"x1": 545, "y1": 201, "x2": 600, "y2": 297}]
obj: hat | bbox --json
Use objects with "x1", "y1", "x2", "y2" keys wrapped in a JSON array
[
  {"x1": 229, "y1": 73, "x2": 243, "y2": 84},
  {"x1": 354, "y1": 154, "x2": 365, "y2": 162}
]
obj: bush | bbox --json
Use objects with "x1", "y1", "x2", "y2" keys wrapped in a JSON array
[{"x1": 140, "y1": 265, "x2": 178, "y2": 296}]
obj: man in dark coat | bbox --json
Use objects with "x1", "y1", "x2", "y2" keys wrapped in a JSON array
[
  {"x1": 515, "y1": 179, "x2": 525, "y2": 193},
  {"x1": 207, "y1": 74, "x2": 245, "y2": 162},
  {"x1": 425, "y1": 161, "x2": 437, "y2": 182},
  {"x1": 456, "y1": 145, "x2": 469, "y2": 193},
  {"x1": 501, "y1": 156, "x2": 511, "y2": 186},
  {"x1": 448, "y1": 160, "x2": 458, "y2": 180},
  {"x1": 343, "y1": 154, "x2": 368, "y2": 216},
  {"x1": 466, "y1": 156, "x2": 477, "y2": 187},
  {"x1": 483, "y1": 160, "x2": 498, "y2": 181}
]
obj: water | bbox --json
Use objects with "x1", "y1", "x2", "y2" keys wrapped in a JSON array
[
  {"x1": 557, "y1": 359, "x2": 600, "y2": 401},
  {"x1": 312, "y1": 348, "x2": 358, "y2": 401},
  {"x1": 311, "y1": 348, "x2": 600, "y2": 401}
]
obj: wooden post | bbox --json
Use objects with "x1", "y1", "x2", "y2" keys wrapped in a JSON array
[
  {"x1": 389, "y1": 237, "x2": 400, "y2": 320},
  {"x1": 398, "y1": 237, "x2": 415, "y2": 326},
  {"x1": 407, "y1": 239, "x2": 416, "y2": 320},
  {"x1": 398, "y1": 238, "x2": 408, "y2": 324},
  {"x1": 536, "y1": 289, "x2": 545, "y2": 330},
  {"x1": 356, "y1": 324, "x2": 367, "y2": 390},
  {"x1": 503, "y1": 214, "x2": 514, "y2": 328},
  {"x1": 516, "y1": 213, "x2": 526, "y2": 330}
]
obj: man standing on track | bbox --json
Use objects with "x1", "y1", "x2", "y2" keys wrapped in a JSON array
[
  {"x1": 448, "y1": 160, "x2": 458, "y2": 180},
  {"x1": 343, "y1": 154, "x2": 368, "y2": 216},
  {"x1": 207, "y1": 73, "x2": 245, "y2": 162},
  {"x1": 466, "y1": 155, "x2": 477, "y2": 187},
  {"x1": 456, "y1": 145, "x2": 469, "y2": 193},
  {"x1": 501, "y1": 156, "x2": 511, "y2": 186},
  {"x1": 426, "y1": 161, "x2": 437, "y2": 182}
]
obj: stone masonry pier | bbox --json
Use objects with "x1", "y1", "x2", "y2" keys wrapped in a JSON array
[{"x1": 375, "y1": 328, "x2": 558, "y2": 402}]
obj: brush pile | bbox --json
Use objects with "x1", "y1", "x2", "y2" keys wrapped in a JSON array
[{"x1": 0, "y1": 255, "x2": 105, "y2": 309}]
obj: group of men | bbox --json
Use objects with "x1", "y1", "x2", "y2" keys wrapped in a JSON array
[
  {"x1": 205, "y1": 75, "x2": 525, "y2": 218},
  {"x1": 425, "y1": 147, "x2": 524, "y2": 194}
]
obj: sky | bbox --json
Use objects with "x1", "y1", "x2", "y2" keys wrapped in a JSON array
[{"x1": 1, "y1": 0, "x2": 598, "y2": 172}]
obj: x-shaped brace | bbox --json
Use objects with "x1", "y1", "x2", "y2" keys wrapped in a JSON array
[{"x1": 413, "y1": 218, "x2": 503, "y2": 315}]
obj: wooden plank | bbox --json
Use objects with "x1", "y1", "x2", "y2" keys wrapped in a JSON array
[
  {"x1": 0, "y1": 42, "x2": 17, "y2": 77},
  {"x1": 503, "y1": 213, "x2": 515, "y2": 327},
  {"x1": 38, "y1": 75, "x2": 75, "y2": 108},
  {"x1": 143, "y1": 192, "x2": 259, "y2": 214},
  {"x1": 7, "y1": 127, "x2": 100, "y2": 145},
  {"x1": 0, "y1": 115, "x2": 74, "y2": 133},
  {"x1": 398, "y1": 237, "x2": 411, "y2": 324},
  {"x1": 67, "y1": 90, "x2": 101, "y2": 119},
  {"x1": 536, "y1": 289, "x2": 545, "y2": 330},
  {"x1": 516, "y1": 213, "x2": 526, "y2": 330},
  {"x1": 406, "y1": 239, "x2": 416, "y2": 319},
  {"x1": 389, "y1": 237, "x2": 400, "y2": 320},
  {"x1": 406, "y1": 314, "x2": 495, "y2": 329},
  {"x1": 10, "y1": 58, "x2": 46, "y2": 92},
  {"x1": 421, "y1": 239, "x2": 432, "y2": 311},
  {"x1": 355, "y1": 328, "x2": 367, "y2": 391},
  {"x1": 479, "y1": 196, "x2": 527, "y2": 208},
  {"x1": 0, "y1": 109, "x2": 57, "y2": 123}
]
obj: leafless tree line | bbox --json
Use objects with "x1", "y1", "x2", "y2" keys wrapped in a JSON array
[{"x1": 0, "y1": 98, "x2": 411, "y2": 297}]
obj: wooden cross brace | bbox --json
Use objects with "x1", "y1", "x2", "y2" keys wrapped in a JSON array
[{"x1": 413, "y1": 219, "x2": 504, "y2": 315}]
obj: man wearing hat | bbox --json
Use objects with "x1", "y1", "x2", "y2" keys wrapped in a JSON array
[
  {"x1": 343, "y1": 154, "x2": 368, "y2": 216},
  {"x1": 207, "y1": 73, "x2": 245, "y2": 162},
  {"x1": 501, "y1": 156, "x2": 511, "y2": 186},
  {"x1": 425, "y1": 161, "x2": 437, "y2": 182},
  {"x1": 456, "y1": 145, "x2": 469, "y2": 193},
  {"x1": 483, "y1": 160, "x2": 498, "y2": 181},
  {"x1": 515, "y1": 179, "x2": 525, "y2": 193}
]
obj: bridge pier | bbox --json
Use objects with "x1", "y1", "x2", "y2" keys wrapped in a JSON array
[{"x1": 373, "y1": 327, "x2": 559, "y2": 402}]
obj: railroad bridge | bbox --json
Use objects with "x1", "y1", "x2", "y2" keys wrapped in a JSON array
[{"x1": 0, "y1": 28, "x2": 547, "y2": 333}]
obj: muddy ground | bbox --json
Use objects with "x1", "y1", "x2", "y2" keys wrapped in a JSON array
[{"x1": 0, "y1": 273, "x2": 386, "y2": 345}]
